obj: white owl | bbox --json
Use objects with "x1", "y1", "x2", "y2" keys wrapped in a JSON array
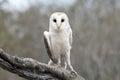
[{"x1": 44, "y1": 12, "x2": 74, "y2": 72}]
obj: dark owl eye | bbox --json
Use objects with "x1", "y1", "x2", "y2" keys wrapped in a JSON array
[
  {"x1": 53, "y1": 19, "x2": 57, "y2": 23},
  {"x1": 61, "y1": 19, "x2": 64, "y2": 22}
]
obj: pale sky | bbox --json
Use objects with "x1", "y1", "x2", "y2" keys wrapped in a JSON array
[
  {"x1": 1, "y1": 0, "x2": 76, "y2": 12},
  {"x1": 1, "y1": 0, "x2": 120, "y2": 13}
]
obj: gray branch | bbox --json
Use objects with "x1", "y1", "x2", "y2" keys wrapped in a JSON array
[{"x1": 0, "y1": 49, "x2": 85, "y2": 80}]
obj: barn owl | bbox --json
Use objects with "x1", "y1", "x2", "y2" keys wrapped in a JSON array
[{"x1": 44, "y1": 12, "x2": 74, "y2": 72}]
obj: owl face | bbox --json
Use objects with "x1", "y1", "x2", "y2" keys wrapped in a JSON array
[{"x1": 49, "y1": 12, "x2": 69, "y2": 32}]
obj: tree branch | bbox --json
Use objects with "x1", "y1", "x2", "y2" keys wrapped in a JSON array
[{"x1": 0, "y1": 49, "x2": 85, "y2": 80}]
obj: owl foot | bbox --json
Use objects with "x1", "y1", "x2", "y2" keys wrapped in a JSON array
[{"x1": 70, "y1": 70, "x2": 77, "y2": 77}]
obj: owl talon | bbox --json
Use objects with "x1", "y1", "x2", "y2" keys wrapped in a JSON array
[
  {"x1": 70, "y1": 70, "x2": 77, "y2": 77},
  {"x1": 56, "y1": 64, "x2": 61, "y2": 68}
]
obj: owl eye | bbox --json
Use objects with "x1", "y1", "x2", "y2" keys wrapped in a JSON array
[
  {"x1": 53, "y1": 19, "x2": 57, "y2": 23},
  {"x1": 61, "y1": 19, "x2": 65, "y2": 22}
]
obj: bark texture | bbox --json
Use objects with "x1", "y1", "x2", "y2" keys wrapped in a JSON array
[{"x1": 0, "y1": 49, "x2": 85, "y2": 80}]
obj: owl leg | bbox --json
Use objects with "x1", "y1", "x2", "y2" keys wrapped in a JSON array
[
  {"x1": 66, "y1": 51, "x2": 77, "y2": 75},
  {"x1": 48, "y1": 56, "x2": 61, "y2": 66},
  {"x1": 61, "y1": 54, "x2": 67, "y2": 69},
  {"x1": 66, "y1": 51, "x2": 74, "y2": 71},
  {"x1": 48, "y1": 59, "x2": 55, "y2": 65}
]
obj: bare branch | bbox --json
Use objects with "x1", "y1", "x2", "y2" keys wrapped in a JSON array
[{"x1": 0, "y1": 49, "x2": 85, "y2": 80}]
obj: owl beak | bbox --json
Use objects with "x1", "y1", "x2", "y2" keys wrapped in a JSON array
[
  {"x1": 57, "y1": 26, "x2": 60, "y2": 30},
  {"x1": 56, "y1": 24, "x2": 61, "y2": 30}
]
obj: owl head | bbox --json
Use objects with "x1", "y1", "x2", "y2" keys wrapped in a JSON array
[{"x1": 49, "y1": 12, "x2": 70, "y2": 32}]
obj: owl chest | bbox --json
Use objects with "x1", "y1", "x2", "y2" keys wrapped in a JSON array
[{"x1": 50, "y1": 33, "x2": 69, "y2": 53}]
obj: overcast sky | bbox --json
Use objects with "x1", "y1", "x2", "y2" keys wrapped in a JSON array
[
  {"x1": 1, "y1": 0, "x2": 76, "y2": 12},
  {"x1": 1, "y1": 0, "x2": 120, "y2": 13}
]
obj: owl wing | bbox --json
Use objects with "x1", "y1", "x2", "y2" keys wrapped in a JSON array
[
  {"x1": 43, "y1": 31, "x2": 53, "y2": 59},
  {"x1": 69, "y1": 29, "x2": 72, "y2": 49}
]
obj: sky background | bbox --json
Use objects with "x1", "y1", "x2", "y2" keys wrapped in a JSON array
[{"x1": 1, "y1": 0, "x2": 76, "y2": 12}]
